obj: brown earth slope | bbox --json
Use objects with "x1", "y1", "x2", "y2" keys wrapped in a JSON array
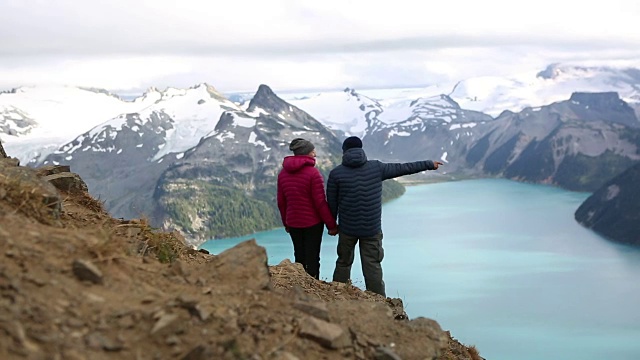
[{"x1": 0, "y1": 151, "x2": 481, "y2": 360}]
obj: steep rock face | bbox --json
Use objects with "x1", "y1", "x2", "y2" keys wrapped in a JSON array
[
  {"x1": 567, "y1": 92, "x2": 639, "y2": 127},
  {"x1": 247, "y1": 85, "x2": 342, "y2": 151},
  {"x1": 464, "y1": 92, "x2": 640, "y2": 191},
  {"x1": 155, "y1": 85, "x2": 344, "y2": 243},
  {"x1": 575, "y1": 162, "x2": 640, "y2": 245}
]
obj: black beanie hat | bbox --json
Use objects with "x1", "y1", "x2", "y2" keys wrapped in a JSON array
[
  {"x1": 289, "y1": 138, "x2": 315, "y2": 155},
  {"x1": 342, "y1": 136, "x2": 363, "y2": 152}
]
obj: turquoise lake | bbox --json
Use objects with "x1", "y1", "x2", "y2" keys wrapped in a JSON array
[{"x1": 200, "y1": 179, "x2": 640, "y2": 360}]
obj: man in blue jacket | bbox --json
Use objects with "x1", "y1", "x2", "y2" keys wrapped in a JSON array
[{"x1": 327, "y1": 136, "x2": 442, "y2": 297}]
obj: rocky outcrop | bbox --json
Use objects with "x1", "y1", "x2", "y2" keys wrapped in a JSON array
[
  {"x1": 575, "y1": 162, "x2": 640, "y2": 245},
  {"x1": 0, "y1": 139, "x2": 6, "y2": 158},
  {"x1": 0, "y1": 157, "x2": 62, "y2": 224},
  {"x1": 568, "y1": 92, "x2": 639, "y2": 128},
  {"x1": 0, "y1": 160, "x2": 97, "y2": 225}
]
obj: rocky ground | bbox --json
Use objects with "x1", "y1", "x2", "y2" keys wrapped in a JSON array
[{"x1": 0, "y1": 142, "x2": 482, "y2": 360}]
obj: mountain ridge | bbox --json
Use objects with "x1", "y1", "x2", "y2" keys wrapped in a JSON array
[
  {"x1": 2, "y1": 63, "x2": 640, "y2": 245},
  {"x1": 575, "y1": 162, "x2": 640, "y2": 245}
]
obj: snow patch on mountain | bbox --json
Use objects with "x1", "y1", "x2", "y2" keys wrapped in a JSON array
[
  {"x1": 450, "y1": 64, "x2": 640, "y2": 116},
  {"x1": 0, "y1": 86, "x2": 157, "y2": 163},
  {"x1": 147, "y1": 84, "x2": 242, "y2": 159},
  {"x1": 20, "y1": 84, "x2": 241, "y2": 163},
  {"x1": 279, "y1": 64, "x2": 640, "y2": 132},
  {"x1": 286, "y1": 88, "x2": 382, "y2": 137},
  {"x1": 0, "y1": 86, "x2": 153, "y2": 140}
]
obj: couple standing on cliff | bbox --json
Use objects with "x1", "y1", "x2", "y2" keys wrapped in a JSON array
[{"x1": 277, "y1": 136, "x2": 442, "y2": 297}]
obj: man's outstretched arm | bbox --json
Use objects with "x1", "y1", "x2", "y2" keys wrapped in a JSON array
[{"x1": 380, "y1": 160, "x2": 443, "y2": 180}]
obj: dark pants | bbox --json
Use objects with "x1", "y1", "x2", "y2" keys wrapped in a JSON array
[
  {"x1": 332, "y1": 232, "x2": 385, "y2": 297},
  {"x1": 288, "y1": 222, "x2": 324, "y2": 279}
]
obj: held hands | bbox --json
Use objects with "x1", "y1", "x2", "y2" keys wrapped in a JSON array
[{"x1": 328, "y1": 226, "x2": 339, "y2": 236}]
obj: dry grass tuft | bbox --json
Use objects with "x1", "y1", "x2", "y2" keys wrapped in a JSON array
[
  {"x1": 0, "y1": 175, "x2": 60, "y2": 225},
  {"x1": 468, "y1": 345, "x2": 483, "y2": 360},
  {"x1": 74, "y1": 192, "x2": 107, "y2": 213},
  {"x1": 438, "y1": 331, "x2": 484, "y2": 360},
  {"x1": 136, "y1": 219, "x2": 189, "y2": 263}
]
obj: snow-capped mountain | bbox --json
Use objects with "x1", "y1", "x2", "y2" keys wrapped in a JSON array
[
  {"x1": 2, "y1": 62, "x2": 640, "y2": 243},
  {"x1": 36, "y1": 83, "x2": 344, "y2": 243},
  {"x1": 0, "y1": 84, "x2": 241, "y2": 165},
  {"x1": 276, "y1": 64, "x2": 640, "y2": 136},
  {"x1": 5, "y1": 63, "x2": 639, "y2": 167},
  {"x1": 449, "y1": 64, "x2": 640, "y2": 116},
  {"x1": 44, "y1": 83, "x2": 241, "y2": 165},
  {"x1": 201, "y1": 84, "x2": 341, "y2": 162},
  {"x1": 0, "y1": 86, "x2": 156, "y2": 164},
  {"x1": 285, "y1": 88, "x2": 383, "y2": 137},
  {"x1": 363, "y1": 95, "x2": 493, "y2": 172},
  {"x1": 41, "y1": 84, "x2": 244, "y2": 220}
]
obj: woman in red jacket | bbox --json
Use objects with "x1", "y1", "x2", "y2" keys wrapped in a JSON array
[{"x1": 277, "y1": 138, "x2": 338, "y2": 279}]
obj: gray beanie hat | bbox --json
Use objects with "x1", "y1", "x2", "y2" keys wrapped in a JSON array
[{"x1": 289, "y1": 138, "x2": 315, "y2": 155}]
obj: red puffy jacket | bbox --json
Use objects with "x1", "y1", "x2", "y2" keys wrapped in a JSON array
[{"x1": 277, "y1": 155, "x2": 337, "y2": 230}]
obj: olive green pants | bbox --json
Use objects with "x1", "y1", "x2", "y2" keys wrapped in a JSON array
[{"x1": 332, "y1": 232, "x2": 385, "y2": 297}]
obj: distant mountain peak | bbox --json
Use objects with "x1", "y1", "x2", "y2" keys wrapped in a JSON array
[
  {"x1": 567, "y1": 92, "x2": 639, "y2": 127},
  {"x1": 343, "y1": 87, "x2": 357, "y2": 95},
  {"x1": 568, "y1": 91, "x2": 633, "y2": 114},
  {"x1": 535, "y1": 63, "x2": 639, "y2": 81},
  {"x1": 255, "y1": 84, "x2": 277, "y2": 98},
  {"x1": 190, "y1": 82, "x2": 216, "y2": 92},
  {"x1": 536, "y1": 63, "x2": 599, "y2": 80},
  {"x1": 142, "y1": 86, "x2": 160, "y2": 95},
  {"x1": 410, "y1": 94, "x2": 460, "y2": 108},
  {"x1": 247, "y1": 84, "x2": 289, "y2": 113},
  {"x1": 201, "y1": 83, "x2": 228, "y2": 101},
  {"x1": 569, "y1": 91, "x2": 621, "y2": 103},
  {"x1": 536, "y1": 63, "x2": 564, "y2": 79}
]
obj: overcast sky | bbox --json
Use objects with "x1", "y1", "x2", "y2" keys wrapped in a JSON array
[{"x1": 1, "y1": 0, "x2": 639, "y2": 95}]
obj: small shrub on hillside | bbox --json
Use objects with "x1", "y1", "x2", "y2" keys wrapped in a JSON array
[
  {"x1": 140, "y1": 228, "x2": 188, "y2": 263},
  {"x1": 0, "y1": 175, "x2": 60, "y2": 225}
]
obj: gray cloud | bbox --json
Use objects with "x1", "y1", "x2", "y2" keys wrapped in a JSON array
[
  {"x1": 1, "y1": 0, "x2": 639, "y2": 92},
  {"x1": 1, "y1": 31, "x2": 638, "y2": 58}
]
